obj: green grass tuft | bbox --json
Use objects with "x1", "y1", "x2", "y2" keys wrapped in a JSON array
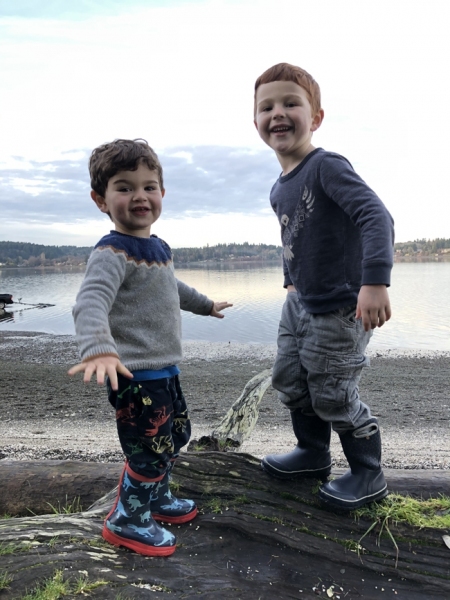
[
  {"x1": 0, "y1": 570, "x2": 13, "y2": 591},
  {"x1": 354, "y1": 493, "x2": 450, "y2": 568},
  {"x1": 0, "y1": 541, "x2": 33, "y2": 556},
  {"x1": 22, "y1": 570, "x2": 69, "y2": 600},
  {"x1": 46, "y1": 496, "x2": 83, "y2": 515},
  {"x1": 20, "y1": 570, "x2": 109, "y2": 600},
  {"x1": 73, "y1": 574, "x2": 108, "y2": 594},
  {"x1": 355, "y1": 493, "x2": 450, "y2": 529}
]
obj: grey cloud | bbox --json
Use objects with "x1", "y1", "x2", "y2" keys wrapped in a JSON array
[
  {"x1": 0, "y1": 159, "x2": 93, "y2": 222},
  {"x1": 0, "y1": 146, "x2": 280, "y2": 224},
  {"x1": 162, "y1": 146, "x2": 279, "y2": 216}
]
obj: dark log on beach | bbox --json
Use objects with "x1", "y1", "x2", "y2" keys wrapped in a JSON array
[
  {"x1": 1, "y1": 459, "x2": 449, "y2": 518},
  {"x1": 0, "y1": 459, "x2": 122, "y2": 516},
  {"x1": 1, "y1": 454, "x2": 449, "y2": 600}
]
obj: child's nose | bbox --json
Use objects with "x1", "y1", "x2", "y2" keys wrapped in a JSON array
[
  {"x1": 133, "y1": 188, "x2": 147, "y2": 200},
  {"x1": 272, "y1": 103, "x2": 286, "y2": 118}
]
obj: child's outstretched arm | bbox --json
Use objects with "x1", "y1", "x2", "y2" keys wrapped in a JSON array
[
  {"x1": 177, "y1": 278, "x2": 232, "y2": 318},
  {"x1": 210, "y1": 301, "x2": 233, "y2": 319},
  {"x1": 68, "y1": 355, "x2": 133, "y2": 391},
  {"x1": 356, "y1": 285, "x2": 392, "y2": 332},
  {"x1": 70, "y1": 247, "x2": 133, "y2": 390}
]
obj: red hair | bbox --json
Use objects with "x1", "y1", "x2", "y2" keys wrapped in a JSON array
[{"x1": 254, "y1": 63, "x2": 321, "y2": 116}]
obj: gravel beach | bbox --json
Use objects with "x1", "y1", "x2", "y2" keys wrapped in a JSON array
[{"x1": 0, "y1": 330, "x2": 449, "y2": 470}]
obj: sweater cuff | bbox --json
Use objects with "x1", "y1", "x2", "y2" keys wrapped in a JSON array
[
  {"x1": 361, "y1": 264, "x2": 392, "y2": 287},
  {"x1": 283, "y1": 274, "x2": 293, "y2": 288},
  {"x1": 81, "y1": 351, "x2": 119, "y2": 362}
]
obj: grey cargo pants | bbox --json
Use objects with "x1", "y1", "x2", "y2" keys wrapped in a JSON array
[{"x1": 272, "y1": 292, "x2": 373, "y2": 434}]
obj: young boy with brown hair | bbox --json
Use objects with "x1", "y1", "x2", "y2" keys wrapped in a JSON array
[
  {"x1": 69, "y1": 138, "x2": 231, "y2": 555},
  {"x1": 253, "y1": 63, "x2": 394, "y2": 511}
]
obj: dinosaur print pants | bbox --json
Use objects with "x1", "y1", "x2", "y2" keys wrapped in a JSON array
[{"x1": 107, "y1": 374, "x2": 191, "y2": 479}]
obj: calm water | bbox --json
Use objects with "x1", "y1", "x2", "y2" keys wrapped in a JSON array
[{"x1": 0, "y1": 263, "x2": 449, "y2": 351}]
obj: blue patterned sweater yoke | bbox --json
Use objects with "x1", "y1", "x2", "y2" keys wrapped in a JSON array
[
  {"x1": 270, "y1": 148, "x2": 395, "y2": 314},
  {"x1": 73, "y1": 231, "x2": 214, "y2": 371}
]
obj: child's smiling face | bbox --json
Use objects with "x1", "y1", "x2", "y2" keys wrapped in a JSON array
[
  {"x1": 91, "y1": 162, "x2": 165, "y2": 238},
  {"x1": 254, "y1": 80, "x2": 323, "y2": 164}
]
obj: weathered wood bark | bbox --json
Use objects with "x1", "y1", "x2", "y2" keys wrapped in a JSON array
[
  {"x1": 1, "y1": 454, "x2": 449, "y2": 599},
  {"x1": 211, "y1": 369, "x2": 272, "y2": 444}
]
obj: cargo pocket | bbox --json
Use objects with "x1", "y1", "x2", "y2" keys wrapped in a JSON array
[{"x1": 316, "y1": 352, "x2": 369, "y2": 415}]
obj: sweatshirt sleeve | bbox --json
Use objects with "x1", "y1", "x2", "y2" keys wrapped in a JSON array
[
  {"x1": 176, "y1": 279, "x2": 214, "y2": 315},
  {"x1": 319, "y1": 154, "x2": 395, "y2": 286},
  {"x1": 72, "y1": 248, "x2": 125, "y2": 361}
]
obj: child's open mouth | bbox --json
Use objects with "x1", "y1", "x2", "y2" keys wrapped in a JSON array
[
  {"x1": 131, "y1": 207, "x2": 150, "y2": 215},
  {"x1": 271, "y1": 126, "x2": 292, "y2": 134}
]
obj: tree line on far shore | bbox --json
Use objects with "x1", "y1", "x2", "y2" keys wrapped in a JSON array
[
  {"x1": 394, "y1": 238, "x2": 450, "y2": 259},
  {"x1": 0, "y1": 241, "x2": 283, "y2": 267},
  {"x1": 1, "y1": 238, "x2": 450, "y2": 268}
]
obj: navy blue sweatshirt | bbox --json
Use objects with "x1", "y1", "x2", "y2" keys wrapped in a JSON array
[{"x1": 270, "y1": 148, "x2": 394, "y2": 313}]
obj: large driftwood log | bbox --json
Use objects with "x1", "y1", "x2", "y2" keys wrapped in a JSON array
[
  {"x1": 1, "y1": 459, "x2": 450, "y2": 517},
  {"x1": 1, "y1": 454, "x2": 449, "y2": 599}
]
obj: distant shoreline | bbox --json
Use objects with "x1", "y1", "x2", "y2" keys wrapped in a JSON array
[
  {"x1": 1, "y1": 256, "x2": 450, "y2": 270},
  {"x1": 393, "y1": 255, "x2": 450, "y2": 263},
  {"x1": 2, "y1": 238, "x2": 450, "y2": 269}
]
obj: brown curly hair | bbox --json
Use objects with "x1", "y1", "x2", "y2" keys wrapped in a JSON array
[{"x1": 89, "y1": 138, "x2": 164, "y2": 197}]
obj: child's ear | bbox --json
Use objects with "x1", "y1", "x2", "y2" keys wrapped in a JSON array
[
  {"x1": 91, "y1": 190, "x2": 108, "y2": 213},
  {"x1": 311, "y1": 109, "x2": 324, "y2": 132},
  {"x1": 161, "y1": 188, "x2": 165, "y2": 198}
]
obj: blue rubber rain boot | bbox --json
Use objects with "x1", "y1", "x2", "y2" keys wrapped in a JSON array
[
  {"x1": 319, "y1": 418, "x2": 388, "y2": 511},
  {"x1": 102, "y1": 463, "x2": 176, "y2": 556},
  {"x1": 151, "y1": 457, "x2": 198, "y2": 524},
  {"x1": 262, "y1": 409, "x2": 332, "y2": 480}
]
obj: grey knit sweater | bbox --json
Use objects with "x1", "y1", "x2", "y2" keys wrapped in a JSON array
[{"x1": 73, "y1": 231, "x2": 213, "y2": 371}]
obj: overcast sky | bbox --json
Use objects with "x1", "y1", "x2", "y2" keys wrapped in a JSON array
[{"x1": 1, "y1": 0, "x2": 449, "y2": 248}]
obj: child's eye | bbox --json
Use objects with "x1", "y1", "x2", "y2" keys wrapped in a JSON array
[
  {"x1": 145, "y1": 186, "x2": 156, "y2": 192},
  {"x1": 286, "y1": 102, "x2": 297, "y2": 108}
]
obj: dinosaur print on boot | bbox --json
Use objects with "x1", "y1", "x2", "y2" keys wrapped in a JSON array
[
  {"x1": 102, "y1": 463, "x2": 176, "y2": 556},
  {"x1": 151, "y1": 458, "x2": 197, "y2": 524}
]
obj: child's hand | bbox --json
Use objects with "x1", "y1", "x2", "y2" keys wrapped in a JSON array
[
  {"x1": 210, "y1": 301, "x2": 233, "y2": 319},
  {"x1": 68, "y1": 356, "x2": 133, "y2": 391},
  {"x1": 356, "y1": 285, "x2": 392, "y2": 331}
]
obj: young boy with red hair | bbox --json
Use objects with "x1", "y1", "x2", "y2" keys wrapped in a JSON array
[{"x1": 254, "y1": 63, "x2": 394, "y2": 511}]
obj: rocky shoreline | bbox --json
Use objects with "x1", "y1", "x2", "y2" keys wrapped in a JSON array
[{"x1": 0, "y1": 331, "x2": 449, "y2": 470}]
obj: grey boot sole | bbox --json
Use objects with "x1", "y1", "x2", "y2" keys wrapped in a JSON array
[
  {"x1": 261, "y1": 452, "x2": 332, "y2": 481},
  {"x1": 319, "y1": 469, "x2": 388, "y2": 511}
]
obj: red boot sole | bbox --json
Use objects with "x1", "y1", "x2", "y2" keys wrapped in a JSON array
[
  {"x1": 152, "y1": 507, "x2": 198, "y2": 524},
  {"x1": 102, "y1": 526, "x2": 176, "y2": 556}
]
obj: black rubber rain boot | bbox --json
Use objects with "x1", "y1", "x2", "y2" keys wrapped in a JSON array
[
  {"x1": 151, "y1": 457, "x2": 198, "y2": 524},
  {"x1": 319, "y1": 418, "x2": 388, "y2": 511},
  {"x1": 261, "y1": 409, "x2": 332, "y2": 480},
  {"x1": 102, "y1": 463, "x2": 177, "y2": 556}
]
